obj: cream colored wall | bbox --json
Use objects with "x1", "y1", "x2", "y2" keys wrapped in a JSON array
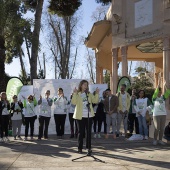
[{"x1": 112, "y1": 0, "x2": 170, "y2": 48}]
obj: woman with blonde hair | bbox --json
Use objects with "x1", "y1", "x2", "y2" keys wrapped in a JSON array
[
  {"x1": 0, "y1": 92, "x2": 10, "y2": 142},
  {"x1": 71, "y1": 80, "x2": 99, "y2": 154}
]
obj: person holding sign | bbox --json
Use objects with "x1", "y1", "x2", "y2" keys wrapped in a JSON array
[
  {"x1": 0, "y1": 92, "x2": 10, "y2": 142},
  {"x1": 10, "y1": 95, "x2": 23, "y2": 140},
  {"x1": 38, "y1": 90, "x2": 53, "y2": 140},
  {"x1": 152, "y1": 79, "x2": 170, "y2": 145},
  {"x1": 53, "y1": 88, "x2": 68, "y2": 138},
  {"x1": 23, "y1": 95, "x2": 37, "y2": 141},
  {"x1": 71, "y1": 80, "x2": 99, "y2": 154}
]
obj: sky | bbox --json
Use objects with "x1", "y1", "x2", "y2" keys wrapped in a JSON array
[{"x1": 5, "y1": 0, "x2": 108, "y2": 79}]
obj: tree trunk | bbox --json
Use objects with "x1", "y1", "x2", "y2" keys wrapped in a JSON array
[
  {"x1": 30, "y1": 0, "x2": 44, "y2": 84},
  {"x1": 19, "y1": 48, "x2": 27, "y2": 78},
  {"x1": 0, "y1": 36, "x2": 6, "y2": 92}
]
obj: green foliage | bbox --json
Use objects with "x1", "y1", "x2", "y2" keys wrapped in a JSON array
[
  {"x1": 0, "y1": 0, "x2": 33, "y2": 64},
  {"x1": 104, "y1": 71, "x2": 110, "y2": 88},
  {"x1": 22, "y1": 0, "x2": 37, "y2": 11},
  {"x1": 130, "y1": 66, "x2": 155, "y2": 101},
  {"x1": 37, "y1": 69, "x2": 45, "y2": 79},
  {"x1": 48, "y1": 0, "x2": 82, "y2": 17}
]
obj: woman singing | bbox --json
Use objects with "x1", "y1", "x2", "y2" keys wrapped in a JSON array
[{"x1": 71, "y1": 80, "x2": 99, "y2": 154}]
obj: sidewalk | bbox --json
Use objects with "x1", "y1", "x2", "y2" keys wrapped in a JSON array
[{"x1": 0, "y1": 134, "x2": 170, "y2": 170}]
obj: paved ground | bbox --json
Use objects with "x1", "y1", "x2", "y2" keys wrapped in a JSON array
[{"x1": 0, "y1": 134, "x2": 170, "y2": 170}]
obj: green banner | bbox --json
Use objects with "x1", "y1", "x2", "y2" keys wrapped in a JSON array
[
  {"x1": 116, "y1": 76, "x2": 131, "y2": 93},
  {"x1": 6, "y1": 77, "x2": 23, "y2": 102}
]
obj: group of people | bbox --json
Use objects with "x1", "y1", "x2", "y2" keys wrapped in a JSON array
[{"x1": 0, "y1": 79, "x2": 170, "y2": 154}]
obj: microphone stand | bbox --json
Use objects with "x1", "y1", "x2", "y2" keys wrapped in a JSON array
[{"x1": 72, "y1": 92, "x2": 105, "y2": 163}]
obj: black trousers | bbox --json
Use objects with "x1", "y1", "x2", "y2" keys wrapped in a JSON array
[
  {"x1": 54, "y1": 114, "x2": 66, "y2": 136},
  {"x1": 103, "y1": 115, "x2": 107, "y2": 134},
  {"x1": 38, "y1": 116, "x2": 51, "y2": 139},
  {"x1": 93, "y1": 115, "x2": 102, "y2": 133},
  {"x1": 102, "y1": 113, "x2": 107, "y2": 134},
  {"x1": 128, "y1": 114, "x2": 139, "y2": 134},
  {"x1": 0, "y1": 115, "x2": 9, "y2": 138},
  {"x1": 25, "y1": 117, "x2": 35, "y2": 137},
  {"x1": 76, "y1": 117, "x2": 93, "y2": 150},
  {"x1": 69, "y1": 113, "x2": 78, "y2": 135}
]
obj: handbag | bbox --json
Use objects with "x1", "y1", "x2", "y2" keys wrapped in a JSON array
[{"x1": 145, "y1": 111, "x2": 151, "y2": 125}]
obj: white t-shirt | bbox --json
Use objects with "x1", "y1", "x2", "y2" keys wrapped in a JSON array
[
  {"x1": 39, "y1": 98, "x2": 52, "y2": 117},
  {"x1": 53, "y1": 96, "x2": 68, "y2": 115},
  {"x1": 69, "y1": 103, "x2": 76, "y2": 113},
  {"x1": 1, "y1": 101, "x2": 9, "y2": 115},
  {"x1": 153, "y1": 96, "x2": 167, "y2": 116},
  {"x1": 135, "y1": 98, "x2": 147, "y2": 117},
  {"x1": 11, "y1": 103, "x2": 22, "y2": 120},
  {"x1": 121, "y1": 93, "x2": 127, "y2": 112},
  {"x1": 24, "y1": 102, "x2": 36, "y2": 117},
  {"x1": 81, "y1": 93, "x2": 92, "y2": 118}
]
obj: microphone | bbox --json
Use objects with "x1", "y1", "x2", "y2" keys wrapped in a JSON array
[{"x1": 85, "y1": 89, "x2": 89, "y2": 94}]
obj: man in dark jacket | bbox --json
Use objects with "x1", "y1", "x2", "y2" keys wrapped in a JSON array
[{"x1": 104, "y1": 89, "x2": 119, "y2": 139}]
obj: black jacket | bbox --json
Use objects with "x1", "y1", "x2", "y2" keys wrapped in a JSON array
[
  {"x1": 164, "y1": 124, "x2": 170, "y2": 137},
  {"x1": 0, "y1": 100, "x2": 10, "y2": 116},
  {"x1": 10, "y1": 102, "x2": 23, "y2": 116}
]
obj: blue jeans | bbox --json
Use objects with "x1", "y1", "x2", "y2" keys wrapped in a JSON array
[{"x1": 137, "y1": 115, "x2": 148, "y2": 136}]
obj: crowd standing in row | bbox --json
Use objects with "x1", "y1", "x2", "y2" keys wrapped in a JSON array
[{"x1": 0, "y1": 80, "x2": 170, "y2": 153}]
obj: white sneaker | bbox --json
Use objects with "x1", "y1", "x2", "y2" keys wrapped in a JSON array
[
  {"x1": 153, "y1": 140, "x2": 157, "y2": 145},
  {"x1": 0, "y1": 138, "x2": 4, "y2": 142},
  {"x1": 158, "y1": 140, "x2": 165, "y2": 145},
  {"x1": 24, "y1": 137, "x2": 27, "y2": 141},
  {"x1": 4, "y1": 137, "x2": 10, "y2": 142},
  {"x1": 144, "y1": 136, "x2": 148, "y2": 140},
  {"x1": 93, "y1": 134, "x2": 97, "y2": 138},
  {"x1": 97, "y1": 133, "x2": 101, "y2": 138},
  {"x1": 18, "y1": 136, "x2": 22, "y2": 140}
]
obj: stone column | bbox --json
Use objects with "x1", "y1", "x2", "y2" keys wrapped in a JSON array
[
  {"x1": 121, "y1": 46, "x2": 128, "y2": 76},
  {"x1": 95, "y1": 51, "x2": 100, "y2": 84},
  {"x1": 112, "y1": 48, "x2": 118, "y2": 94},
  {"x1": 163, "y1": 37, "x2": 170, "y2": 112},
  {"x1": 99, "y1": 67, "x2": 103, "y2": 84},
  {"x1": 110, "y1": 72, "x2": 112, "y2": 92}
]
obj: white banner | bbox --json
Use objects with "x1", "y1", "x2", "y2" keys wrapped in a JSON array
[
  {"x1": 17, "y1": 80, "x2": 107, "y2": 136},
  {"x1": 89, "y1": 84, "x2": 108, "y2": 98}
]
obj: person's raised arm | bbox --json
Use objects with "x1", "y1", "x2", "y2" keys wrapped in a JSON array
[
  {"x1": 71, "y1": 87, "x2": 78, "y2": 105},
  {"x1": 163, "y1": 82, "x2": 170, "y2": 99},
  {"x1": 91, "y1": 88, "x2": 99, "y2": 104}
]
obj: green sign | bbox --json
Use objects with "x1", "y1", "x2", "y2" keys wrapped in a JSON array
[
  {"x1": 6, "y1": 77, "x2": 23, "y2": 102},
  {"x1": 116, "y1": 76, "x2": 131, "y2": 93}
]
